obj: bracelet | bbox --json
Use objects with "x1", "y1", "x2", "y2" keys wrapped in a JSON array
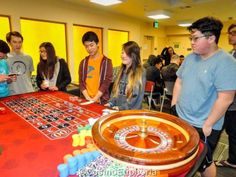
[{"x1": 109, "y1": 102, "x2": 114, "y2": 107}]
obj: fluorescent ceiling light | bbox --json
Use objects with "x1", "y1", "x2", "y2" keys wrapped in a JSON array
[
  {"x1": 147, "y1": 10, "x2": 171, "y2": 20},
  {"x1": 148, "y1": 14, "x2": 170, "y2": 19},
  {"x1": 178, "y1": 22, "x2": 192, "y2": 27},
  {"x1": 90, "y1": 0, "x2": 122, "y2": 6}
]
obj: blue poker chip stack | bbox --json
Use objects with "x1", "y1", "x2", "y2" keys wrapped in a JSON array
[
  {"x1": 84, "y1": 152, "x2": 94, "y2": 163},
  {"x1": 76, "y1": 150, "x2": 101, "y2": 169},
  {"x1": 57, "y1": 163, "x2": 69, "y2": 177},
  {"x1": 76, "y1": 153, "x2": 87, "y2": 170},
  {"x1": 58, "y1": 150, "x2": 102, "y2": 177},
  {"x1": 92, "y1": 150, "x2": 101, "y2": 159},
  {"x1": 68, "y1": 156, "x2": 78, "y2": 175}
]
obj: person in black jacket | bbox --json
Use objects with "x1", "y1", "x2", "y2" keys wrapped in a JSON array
[
  {"x1": 161, "y1": 54, "x2": 180, "y2": 82},
  {"x1": 36, "y1": 42, "x2": 71, "y2": 91},
  {"x1": 146, "y1": 55, "x2": 164, "y2": 93}
]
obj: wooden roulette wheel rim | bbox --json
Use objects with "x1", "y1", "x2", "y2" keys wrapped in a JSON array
[{"x1": 92, "y1": 110, "x2": 199, "y2": 170}]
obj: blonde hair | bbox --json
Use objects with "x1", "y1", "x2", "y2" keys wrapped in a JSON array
[
  {"x1": 112, "y1": 41, "x2": 143, "y2": 100},
  {"x1": 171, "y1": 54, "x2": 180, "y2": 64}
]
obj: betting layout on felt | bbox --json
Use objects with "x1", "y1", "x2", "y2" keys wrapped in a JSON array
[{"x1": 1, "y1": 94, "x2": 100, "y2": 140}]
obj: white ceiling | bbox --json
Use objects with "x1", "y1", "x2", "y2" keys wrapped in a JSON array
[{"x1": 64, "y1": 0, "x2": 236, "y2": 26}]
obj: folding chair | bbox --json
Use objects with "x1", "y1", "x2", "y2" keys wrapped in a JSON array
[
  {"x1": 144, "y1": 81, "x2": 161, "y2": 110},
  {"x1": 164, "y1": 81, "x2": 175, "y2": 97},
  {"x1": 159, "y1": 88, "x2": 166, "y2": 112},
  {"x1": 160, "y1": 81, "x2": 175, "y2": 112}
]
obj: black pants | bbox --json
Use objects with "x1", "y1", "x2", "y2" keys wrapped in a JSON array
[
  {"x1": 195, "y1": 127, "x2": 221, "y2": 172},
  {"x1": 170, "y1": 105, "x2": 221, "y2": 172},
  {"x1": 224, "y1": 110, "x2": 236, "y2": 165}
]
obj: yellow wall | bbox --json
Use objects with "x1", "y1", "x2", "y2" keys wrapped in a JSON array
[
  {"x1": 218, "y1": 32, "x2": 232, "y2": 52},
  {"x1": 73, "y1": 26, "x2": 103, "y2": 83},
  {"x1": 0, "y1": 16, "x2": 10, "y2": 42},
  {"x1": 108, "y1": 29, "x2": 129, "y2": 67},
  {"x1": 1, "y1": 0, "x2": 235, "y2": 82},
  {"x1": 166, "y1": 35, "x2": 191, "y2": 56},
  {"x1": 140, "y1": 22, "x2": 167, "y2": 57},
  {"x1": 20, "y1": 18, "x2": 67, "y2": 75},
  {"x1": 0, "y1": 0, "x2": 147, "y2": 82}
]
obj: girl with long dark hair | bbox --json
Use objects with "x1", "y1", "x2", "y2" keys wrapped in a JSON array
[{"x1": 36, "y1": 42, "x2": 71, "y2": 91}]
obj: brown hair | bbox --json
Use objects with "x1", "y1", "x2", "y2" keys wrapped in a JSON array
[
  {"x1": 112, "y1": 41, "x2": 143, "y2": 100},
  {"x1": 6, "y1": 31, "x2": 23, "y2": 43},
  {"x1": 38, "y1": 42, "x2": 57, "y2": 79}
]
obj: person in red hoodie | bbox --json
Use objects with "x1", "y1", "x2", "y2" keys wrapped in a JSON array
[{"x1": 79, "y1": 31, "x2": 113, "y2": 104}]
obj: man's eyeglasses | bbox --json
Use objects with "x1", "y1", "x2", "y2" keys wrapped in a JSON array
[
  {"x1": 189, "y1": 35, "x2": 206, "y2": 42},
  {"x1": 228, "y1": 31, "x2": 236, "y2": 36}
]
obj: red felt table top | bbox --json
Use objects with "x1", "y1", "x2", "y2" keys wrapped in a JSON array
[
  {"x1": 0, "y1": 91, "x2": 104, "y2": 177},
  {"x1": 0, "y1": 91, "x2": 206, "y2": 177}
]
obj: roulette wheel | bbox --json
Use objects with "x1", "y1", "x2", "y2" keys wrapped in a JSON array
[{"x1": 92, "y1": 110, "x2": 200, "y2": 176}]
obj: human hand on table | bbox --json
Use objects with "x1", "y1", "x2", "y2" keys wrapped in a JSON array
[
  {"x1": 40, "y1": 83, "x2": 48, "y2": 90},
  {"x1": 112, "y1": 106, "x2": 119, "y2": 111},
  {"x1": 91, "y1": 97, "x2": 99, "y2": 103},
  {"x1": 41, "y1": 80, "x2": 49, "y2": 90},
  {"x1": 85, "y1": 95, "x2": 92, "y2": 101},
  {"x1": 104, "y1": 103, "x2": 110, "y2": 107},
  {"x1": 49, "y1": 86, "x2": 58, "y2": 91},
  {"x1": 104, "y1": 103, "x2": 119, "y2": 110}
]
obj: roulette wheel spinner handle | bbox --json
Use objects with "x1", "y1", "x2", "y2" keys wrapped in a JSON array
[{"x1": 140, "y1": 119, "x2": 148, "y2": 138}]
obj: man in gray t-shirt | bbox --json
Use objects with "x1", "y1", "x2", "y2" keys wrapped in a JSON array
[{"x1": 6, "y1": 31, "x2": 34, "y2": 95}]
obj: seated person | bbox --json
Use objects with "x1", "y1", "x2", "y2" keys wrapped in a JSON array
[
  {"x1": 105, "y1": 41, "x2": 146, "y2": 110},
  {"x1": 161, "y1": 54, "x2": 180, "y2": 82},
  {"x1": 179, "y1": 55, "x2": 185, "y2": 66},
  {"x1": 143, "y1": 54, "x2": 156, "y2": 69},
  {"x1": 36, "y1": 42, "x2": 71, "y2": 91},
  {"x1": 146, "y1": 55, "x2": 164, "y2": 94},
  {"x1": 161, "y1": 55, "x2": 180, "y2": 99}
]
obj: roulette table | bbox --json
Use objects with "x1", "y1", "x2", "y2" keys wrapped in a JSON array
[
  {"x1": 91, "y1": 110, "x2": 206, "y2": 177},
  {"x1": 0, "y1": 91, "x2": 104, "y2": 177},
  {"x1": 0, "y1": 91, "x2": 207, "y2": 177}
]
